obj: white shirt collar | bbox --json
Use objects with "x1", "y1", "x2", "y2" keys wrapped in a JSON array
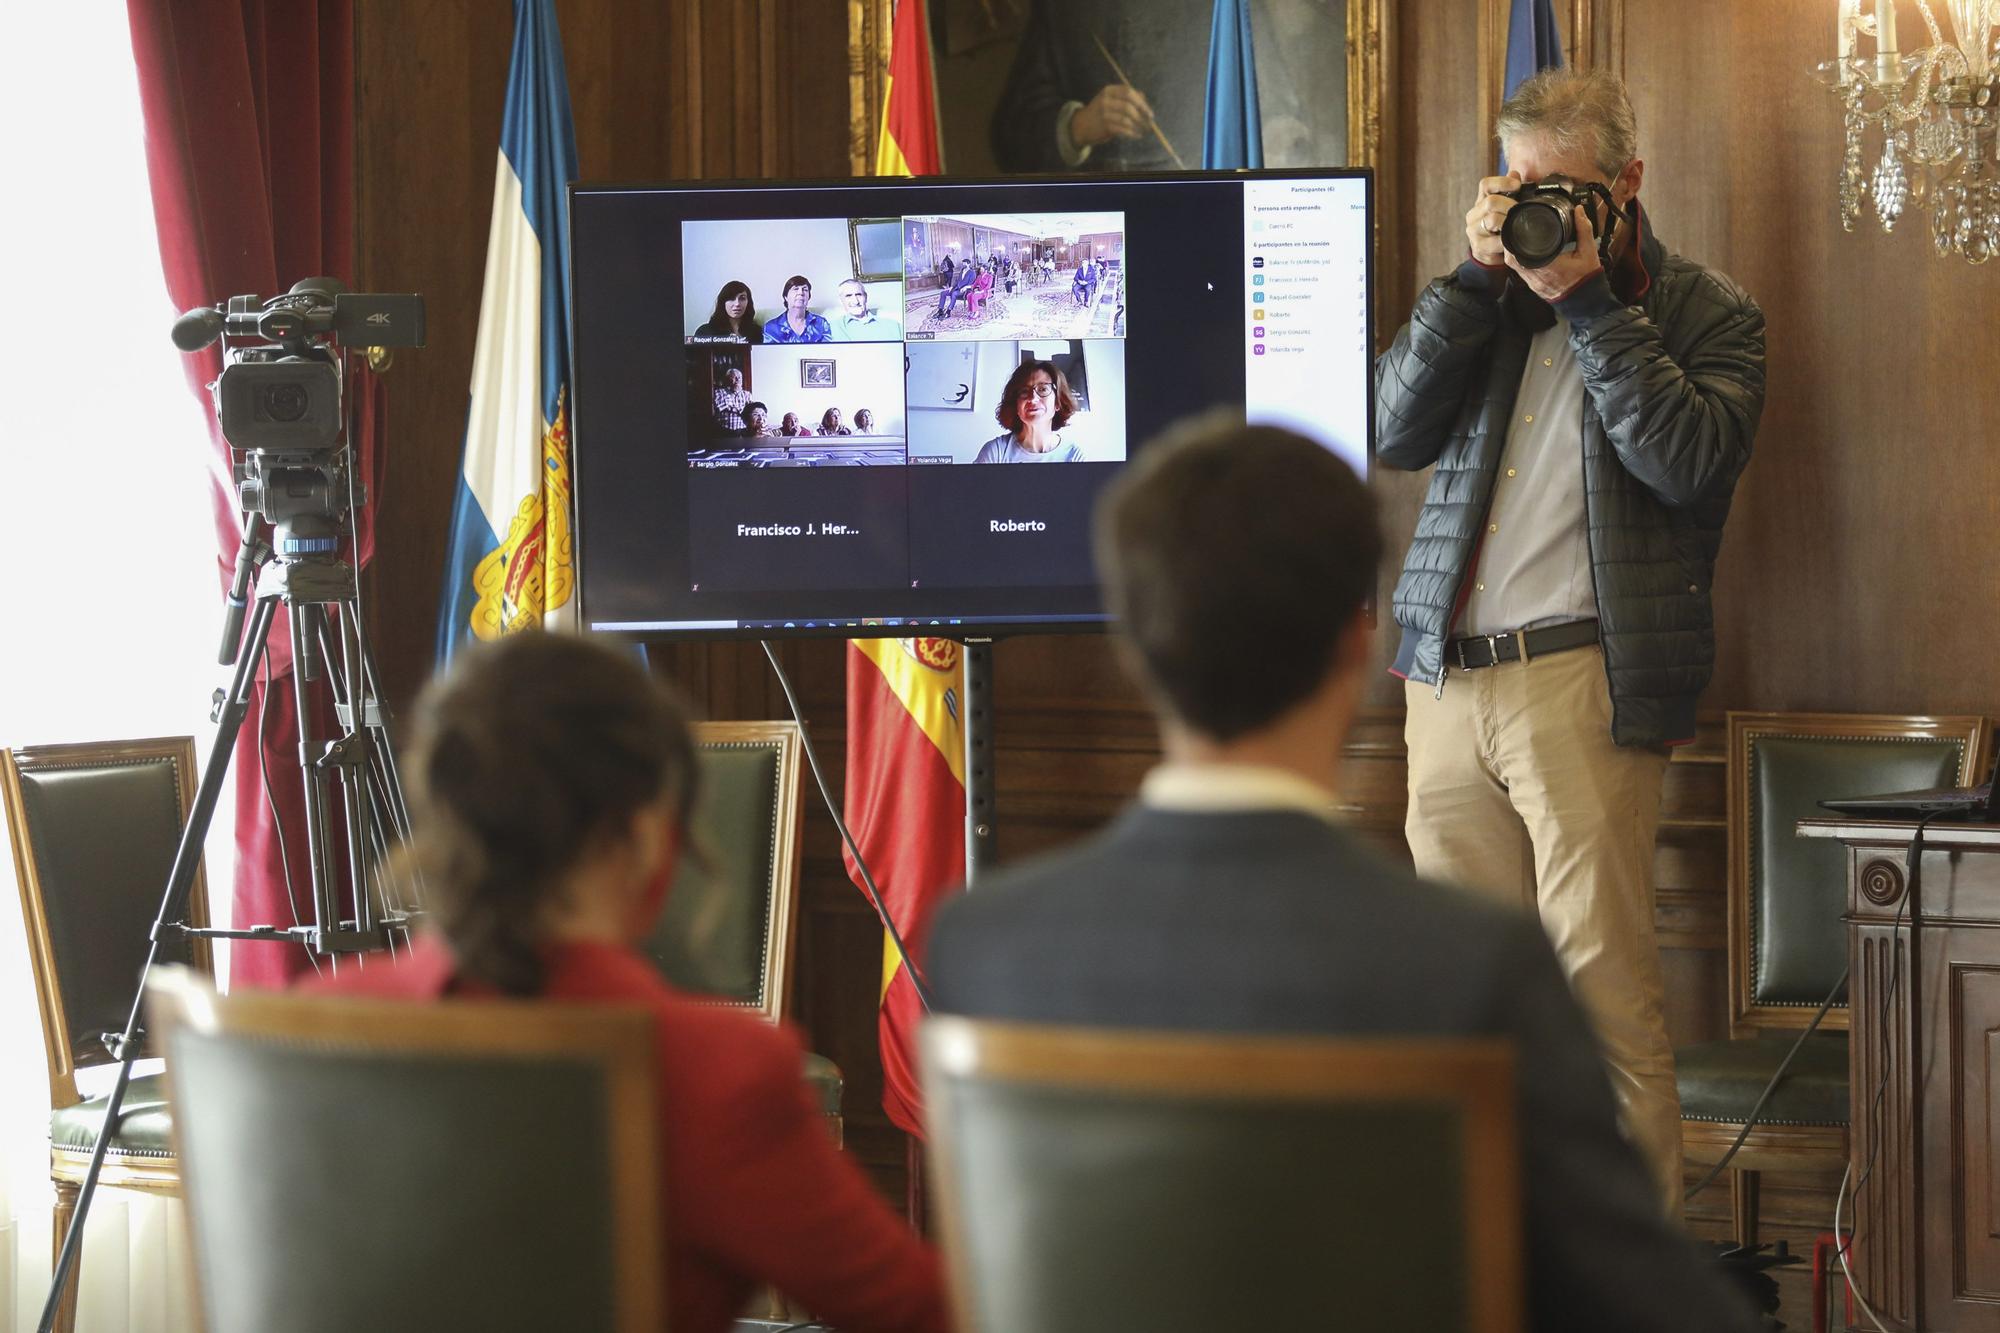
[{"x1": 1139, "y1": 762, "x2": 1345, "y2": 823}]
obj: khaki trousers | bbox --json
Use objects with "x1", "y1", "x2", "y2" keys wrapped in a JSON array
[{"x1": 1404, "y1": 644, "x2": 1682, "y2": 1219}]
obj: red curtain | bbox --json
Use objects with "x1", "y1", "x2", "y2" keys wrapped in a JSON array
[{"x1": 127, "y1": 0, "x2": 382, "y2": 987}]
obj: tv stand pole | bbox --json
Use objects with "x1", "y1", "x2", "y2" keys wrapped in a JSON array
[{"x1": 962, "y1": 638, "x2": 996, "y2": 881}]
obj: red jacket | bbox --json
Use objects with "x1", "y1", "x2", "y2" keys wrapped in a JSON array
[{"x1": 308, "y1": 935, "x2": 949, "y2": 1333}]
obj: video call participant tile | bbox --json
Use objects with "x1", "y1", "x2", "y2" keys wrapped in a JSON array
[
  {"x1": 902, "y1": 212, "x2": 1126, "y2": 343},
  {"x1": 685, "y1": 342, "x2": 908, "y2": 468},
  {"x1": 904, "y1": 339, "x2": 1126, "y2": 466},
  {"x1": 686, "y1": 467, "x2": 909, "y2": 593},
  {"x1": 904, "y1": 462, "x2": 1109, "y2": 591},
  {"x1": 682, "y1": 216, "x2": 905, "y2": 344}
]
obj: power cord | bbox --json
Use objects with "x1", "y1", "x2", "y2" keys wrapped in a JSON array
[
  {"x1": 1686, "y1": 806, "x2": 1946, "y2": 1206},
  {"x1": 1682, "y1": 963, "x2": 1844, "y2": 1203},
  {"x1": 759, "y1": 641, "x2": 935, "y2": 1014}
]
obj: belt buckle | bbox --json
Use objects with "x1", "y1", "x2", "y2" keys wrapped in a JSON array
[{"x1": 1454, "y1": 635, "x2": 1502, "y2": 670}]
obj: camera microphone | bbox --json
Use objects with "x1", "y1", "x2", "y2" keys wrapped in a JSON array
[{"x1": 172, "y1": 306, "x2": 225, "y2": 352}]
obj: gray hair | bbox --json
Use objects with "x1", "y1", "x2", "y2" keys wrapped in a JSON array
[{"x1": 1495, "y1": 67, "x2": 1637, "y2": 179}]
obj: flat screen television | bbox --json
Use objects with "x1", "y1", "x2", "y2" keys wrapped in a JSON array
[{"x1": 569, "y1": 169, "x2": 1372, "y2": 640}]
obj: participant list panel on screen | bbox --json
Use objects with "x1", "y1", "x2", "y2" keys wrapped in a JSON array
[{"x1": 1241, "y1": 177, "x2": 1370, "y2": 476}]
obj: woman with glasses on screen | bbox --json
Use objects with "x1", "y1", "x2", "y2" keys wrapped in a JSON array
[
  {"x1": 972, "y1": 360, "x2": 1083, "y2": 463},
  {"x1": 308, "y1": 634, "x2": 949, "y2": 1333}
]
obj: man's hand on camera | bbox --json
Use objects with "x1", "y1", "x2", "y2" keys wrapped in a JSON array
[
  {"x1": 1464, "y1": 173, "x2": 1520, "y2": 267},
  {"x1": 1505, "y1": 205, "x2": 1605, "y2": 302},
  {"x1": 1072, "y1": 84, "x2": 1154, "y2": 147}
]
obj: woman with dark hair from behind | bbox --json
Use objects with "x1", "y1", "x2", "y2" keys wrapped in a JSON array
[
  {"x1": 972, "y1": 359, "x2": 1083, "y2": 463},
  {"x1": 309, "y1": 634, "x2": 949, "y2": 1333},
  {"x1": 694, "y1": 280, "x2": 762, "y2": 341}
]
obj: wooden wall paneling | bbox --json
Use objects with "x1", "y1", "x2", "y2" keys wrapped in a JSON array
[
  {"x1": 354, "y1": 1, "x2": 512, "y2": 714},
  {"x1": 848, "y1": 0, "x2": 891, "y2": 175},
  {"x1": 1619, "y1": 0, "x2": 2000, "y2": 721},
  {"x1": 1475, "y1": 0, "x2": 1508, "y2": 162}
]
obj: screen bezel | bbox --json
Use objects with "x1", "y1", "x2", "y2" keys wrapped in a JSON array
[{"x1": 568, "y1": 166, "x2": 1376, "y2": 644}]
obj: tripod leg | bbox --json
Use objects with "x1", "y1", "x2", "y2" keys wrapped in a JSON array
[
  {"x1": 349, "y1": 607, "x2": 416, "y2": 847},
  {"x1": 36, "y1": 597, "x2": 279, "y2": 1333},
  {"x1": 288, "y1": 604, "x2": 341, "y2": 949},
  {"x1": 331, "y1": 605, "x2": 373, "y2": 937},
  {"x1": 313, "y1": 608, "x2": 412, "y2": 935}
]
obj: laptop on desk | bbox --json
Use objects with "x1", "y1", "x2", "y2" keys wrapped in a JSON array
[{"x1": 1817, "y1": 754, "x2": 1999, "y2": 822}]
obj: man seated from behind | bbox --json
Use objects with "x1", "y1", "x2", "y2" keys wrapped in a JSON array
[{"x1": 924, "y1": 414, "x2": 1759, "y2": 1333}]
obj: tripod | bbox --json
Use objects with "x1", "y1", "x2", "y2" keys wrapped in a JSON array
[{"x1": 38, "y1": 519, "x2": 418, "y2": 1333}]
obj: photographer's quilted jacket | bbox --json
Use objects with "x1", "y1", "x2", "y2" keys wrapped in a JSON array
[{"x1": 1374, "y1": 210, "x2": 1766, "y2": 747}]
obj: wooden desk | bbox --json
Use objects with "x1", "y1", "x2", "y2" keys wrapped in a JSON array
[{"x1": 1798, "y1": 818, "x2": 2000, "y2": 1332}]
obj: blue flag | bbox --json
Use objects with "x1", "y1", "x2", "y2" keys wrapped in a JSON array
[
  {"x1": 1201, "y1": 0, "x2": 1263, "y2": 170},
  {"x1": 1499, "y1": 0, "x2": 1565, "y2": 173},
  {"x1": 436, "y1": 0, "x2": 581, "y2": 665}
]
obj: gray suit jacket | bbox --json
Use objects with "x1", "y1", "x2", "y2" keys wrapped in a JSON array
[{"x1": 925, "y1": 804, "x2": 1760, "y2": 1333}]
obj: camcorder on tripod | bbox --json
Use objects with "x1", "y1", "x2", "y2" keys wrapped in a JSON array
[{"x1": 38, "y1": 279, "x2": 427, "y2": 1333}]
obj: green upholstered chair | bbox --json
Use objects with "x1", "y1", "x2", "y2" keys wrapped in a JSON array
[
  {"x1": 2, "y1": 736, "x2": 211, "y2": 1333},
  {"x1": 921, "y1": 1018, "x2": 1524, "y2": 1333},
  {"x1": 145, "y1": 966, "x2": 662, "y2": 1333},
  {"x1": 1676, "y1": 711, "x2": 1992, "y2": 1248}
]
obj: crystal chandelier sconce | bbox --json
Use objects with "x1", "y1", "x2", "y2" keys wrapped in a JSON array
[{"x1": 1815, "y1": 0, "x2": 2000, "y2": 262}]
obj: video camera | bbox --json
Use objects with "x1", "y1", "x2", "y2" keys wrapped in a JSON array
[
  {"x1": 173, "y1": 279, "x2": 424, "y2": 544},
  {"x1": 173, "y1": 278, "x2": 425, "y2": 456},
  {"x1": 1499, "y1": 175, "x2": 1633, "y2": 269}
]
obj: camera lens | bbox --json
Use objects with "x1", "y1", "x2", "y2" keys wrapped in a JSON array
[
  {"x1": 1501, "y1": 199, "x2": 1570, "y2": 269},
  {"x1": 260, "y1": 382, "x2": 310, "y2": 423}
]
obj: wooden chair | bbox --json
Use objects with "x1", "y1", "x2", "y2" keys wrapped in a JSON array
[
  {"x1": 146, "y1": 966, "x2": 662, "y2": 1333},
  {"x1": 1676, "y1": 711, "x2": 1992, "y2": 1248},
  {"x1": 921, "y1": 1018, "x2": 1523, "y2": 1333},
  {"x1": 641, "y1": 720, "x2": 833, "y2": 1324},
  {"x1": 642, "y1": 720, "x2": 845, "y2": 1113},
  {"x1": 2, "y1": 736, "x2": 211, "y2": 1333}
]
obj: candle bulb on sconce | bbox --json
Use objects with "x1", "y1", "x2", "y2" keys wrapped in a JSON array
[{"x1": 1875, "y1": 0, "x2": 1903, "y2": 84}]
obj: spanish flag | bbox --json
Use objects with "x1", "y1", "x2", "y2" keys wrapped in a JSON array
[
  {"x1": 844, "y1": 638, "x2": 963, "y2": 1137},
  {"x1": 851, "y1": 0, "x2": 951, "y2": 1141},
  {"x1": 873, "y1": 0, "x2": 942, "y2": 176}
]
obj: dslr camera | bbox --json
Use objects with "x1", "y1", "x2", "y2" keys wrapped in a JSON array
[{"x1": 1499, "y1": 175, "x2": 1627, "y2": 269}]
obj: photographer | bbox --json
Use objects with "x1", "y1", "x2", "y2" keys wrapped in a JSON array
[{"x1": 1375, "y1": 68, "x2": 1765, "y2": 1218}]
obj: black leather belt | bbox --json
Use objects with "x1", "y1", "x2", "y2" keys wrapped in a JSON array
[{"x1": 1447, "y1": 619, "x2": 1599, "y2": 670}]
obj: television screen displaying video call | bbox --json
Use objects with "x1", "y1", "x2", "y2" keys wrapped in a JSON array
[{"x1": 569, "y1": 169, "x2": 1372, "y2": 639}]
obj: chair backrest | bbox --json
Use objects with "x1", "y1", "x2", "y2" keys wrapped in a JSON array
[
  {"x1": 642, "y1": 720, "x2": 803, "y2": 1022},
  {"x1": 1726, "y1": 711, "x2": 1992, "y2": 1033},
  {"x1": 1, "y1": 737, "x2": 211, "y2": 1108},
  {"x1": 146, "y1": 966, "x2": 662, "y2": 1333},
  {"x1": 921, "y1": 1017, "x2": 1522, "y2": 1333}
]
